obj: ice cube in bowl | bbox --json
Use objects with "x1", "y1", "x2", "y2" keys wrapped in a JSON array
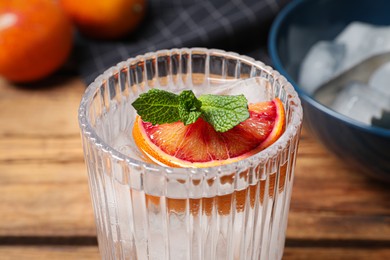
[
  {"x1": 330, "y1": 82, "x2": 386, "y2": 125},
  {"x1": 369, "y1": 61, "x2": 390, "y2": 97},
  {"x1": 269, "y1": 0, "x2": 390, "y2": 181}
]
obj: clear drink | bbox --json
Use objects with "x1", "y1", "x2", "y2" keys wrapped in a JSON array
[{"x1": 78, "y1": 48, "x2": 303, "y2": 260}]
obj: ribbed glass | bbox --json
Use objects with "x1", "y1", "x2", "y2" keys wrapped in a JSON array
[{"x1": 78, "y1": 48, "x2": 303, "y2": 260}]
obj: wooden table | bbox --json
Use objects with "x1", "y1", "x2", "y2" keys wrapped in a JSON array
[{"x1": 0, "y1": 75, "x2": 389, "y2": 259}]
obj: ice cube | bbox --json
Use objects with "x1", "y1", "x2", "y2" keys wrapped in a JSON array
[
  {"x1": 113, "y1": 130, "x2": 146, "y2": 161},
  {"x1": 344, "y1": 81, "x2": 389, "y2": 109},
  {"x1": 331, "y1": 82, "x2": 386, "y2": 125},
  {"x1": 334, "y1": 22, "x2": 374, "y2": 69},
  {"x1": 299, "y1": 22, "x2": 390, "y2": 94},
  {"x1": 299, "y1": 41, "x2": 346, "y2": 93},
  {"x1": 335, "y1": 22, "x2": 390, "y2": 70},
  {"x1": 369, "y1": 61, "x2": 390, "y2": 99},
  {"x1": 200, "y1": 77, "x2": 272, "y2": 104}
]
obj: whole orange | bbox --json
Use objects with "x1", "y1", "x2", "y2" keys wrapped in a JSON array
[
  {"x1": 60, "y1": 0, "x2": 146, "y2": 40},
  {"x1": 0, "y1": 0, "x2": 73, "y2": 83}
]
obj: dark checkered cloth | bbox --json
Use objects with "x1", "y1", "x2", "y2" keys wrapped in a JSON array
[{"x1": 74, "y1": 0, "x2": 290, "y2": 85}]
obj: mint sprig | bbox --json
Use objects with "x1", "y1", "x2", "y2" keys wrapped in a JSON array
[
  {"x1": 132, "y1": 89, "x2": 249, "y2": 132},
  {"x1": 198, "y1": 94, "x2": 249, "y2": 132},
  {"x1": 178, "y1": 90, "x2": 202, "y2": 125},
  {"x1": 131, "y1": 89, "x2": 180, "y2": 125}
]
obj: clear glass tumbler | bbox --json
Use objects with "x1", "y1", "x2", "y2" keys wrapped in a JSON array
[{"x1": 78, "y1": 48, "x2": 303, "y2": 260}]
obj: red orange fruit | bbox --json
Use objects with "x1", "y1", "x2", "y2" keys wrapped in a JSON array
[
  {"x1": 133, "y1": 98, "x2": 286, "y2": 168},
  {"x1": 0, "y1": 0, "x2": 73, "y2": 83},
  {"x1": 59, "y1": 0, "x2": 146, "y2": 40}
]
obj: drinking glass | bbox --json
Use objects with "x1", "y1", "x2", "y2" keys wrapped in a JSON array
[{"x1": 78, "y1": 48, "x2": 303, "y2": 260}]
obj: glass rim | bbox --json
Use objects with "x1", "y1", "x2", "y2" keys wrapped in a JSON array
[{"x1": 78, "y1": 47, "x2": 303, "y2": 176}]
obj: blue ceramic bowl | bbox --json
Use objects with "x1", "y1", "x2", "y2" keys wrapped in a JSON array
[{"x1": 269, "y1": 0, "x2": 390, "y2": 181}]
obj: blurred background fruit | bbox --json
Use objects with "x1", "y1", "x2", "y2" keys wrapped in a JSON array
[
  {"x1": 60, "y1": 0, "x2": 147, "y2": 40},
  {"x1": 0, "y1": 0, "x2": 73, "y2": 83}
]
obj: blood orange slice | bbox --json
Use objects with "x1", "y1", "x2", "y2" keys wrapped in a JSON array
[{"x1": 133, "y1": 98, "x2": 285, "y2": 168}]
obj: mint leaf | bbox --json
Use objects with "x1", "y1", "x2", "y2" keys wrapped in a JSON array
[
  {"x1": 199, "y1": 94, "x2": 249, "y2": 132},
  {"x1": 178, "y1": 90, "x2": 202, "y2": 125},
  {"x1": 132, "y1": 89, "x2": 250, "y2": 132},
  {"x1": 131, "y1": 89, "x2": 180, "y2": 124}
]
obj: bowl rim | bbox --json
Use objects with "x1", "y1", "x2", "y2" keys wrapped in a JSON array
[{"x1": 268, "y1": 0, "x2": 390, "y2": 138}]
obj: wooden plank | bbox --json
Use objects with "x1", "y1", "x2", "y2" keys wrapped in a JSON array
[
  {"x1": 0, "y1": 163, "x2": 95, "y2": 236},
  {"x1": 287, "y1": 211, "x2": 390, "y2": 241},
  {"x1": 288, "y1": 129, "x2": 390, "y2": 240},
  {"x1": 0, "y1": 136, "x2": 83, "y2": 163},
  {"x1": 0, "y1": 246, "x2": 99, "y2": 260},
  {"x1": 0, "y1": 77, "x2": 86, "y2": 137},
  {"x1": 0, "y1": 77, "x2": 95, "y2": 236},
  {"x1": 287, "y1": 131, "x2": 390, "y2": 241},
  {"x1": 0, "y1": 246, "x2": 388, "y2": 260},
  {"x1": 283, "y1": 247, "x2": 390, "y2": 260}
]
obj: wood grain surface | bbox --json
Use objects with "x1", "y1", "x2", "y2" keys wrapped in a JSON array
[
  {"x1": 0, "y1": 247, "x2": 389, "y2": 260},
  {"x1": 0, "y1": 76, "x2": 389, "y2": 259}
]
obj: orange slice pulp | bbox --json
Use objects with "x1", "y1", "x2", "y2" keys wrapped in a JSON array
[{"x1": 133, "y1": 98, "x2": 286, "y2": 168}]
